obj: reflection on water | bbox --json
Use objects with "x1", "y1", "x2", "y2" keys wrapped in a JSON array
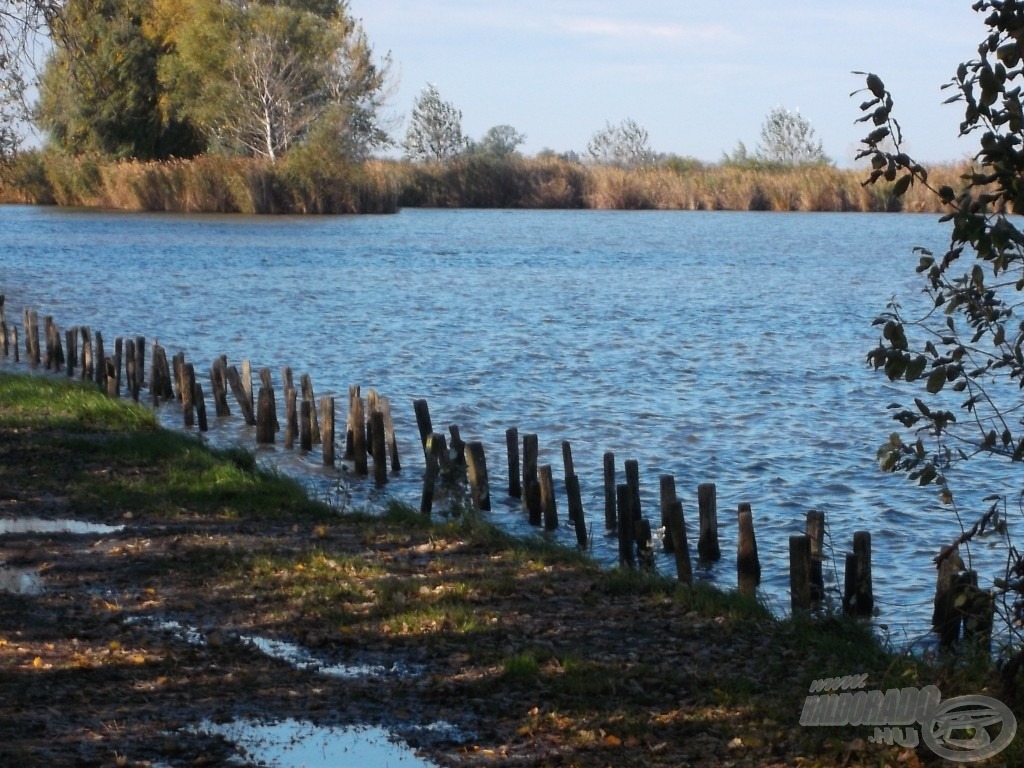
[
  {"x1": 197, "y1": 718, "x2": 439, "y2": 767},
  {"x1": 1, "y1": 206, "x2": 1008, "y2": 640}
]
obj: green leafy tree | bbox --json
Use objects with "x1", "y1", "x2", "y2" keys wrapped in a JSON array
[
  {"x1": 755, "y1": 106, "x2": 829, "y2": 166},
  {"x1": 857, "y1": 1, "x2": 1024, "y2": 664},
  {"x1": 472, "y1": 124, "x2": 526, "y2": 158},
  {"x1": 586, "y1": 118, "x2": 653, "y2": 169},
  {"x1": 402, "y1": 83, "x2": 467, "y2": 162}
]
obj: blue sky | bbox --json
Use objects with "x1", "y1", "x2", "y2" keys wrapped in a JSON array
[{"x1": 352, "y1": 1, "x2": 986, "y2": 166}]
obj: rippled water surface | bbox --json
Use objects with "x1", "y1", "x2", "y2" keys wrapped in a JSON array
[{"x1": 2, "y1": 205, "x2": 1014, "y2": 641}]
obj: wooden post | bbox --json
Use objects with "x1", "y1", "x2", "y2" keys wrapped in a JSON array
[
  {"x1": 226, "y1": 364, "x2": 256, "y2": 425},
  {"x1": 522, "y1": 433, "x2": 541, "y2": 525},
  {"x1": 666, "y1": 499, "x2": 692, "y2": 584},
  {"x1": 736, "y1": 502, "x2": 760, "y2": 595},
  {"x1": 44, "y1": 316, "x2": 64, "y2": 372},
  {"x1": 256, "y1": 386, "x2": 275, "y2": 444},
  {"x1": 659, "y1": 475, "x2": 677, "y2": 553},
  {"x1": 844, "y1": 531, "x2": 875, "y2": 617},
  {"x1": 241, "y1": 360, "x2": 253, "y2": 412},
  {"x1": 259, "y1": 368, "x2": 278, "y2": 432},
  {"x1": 465, "y1": 441, "x2": 490, "y2": 512},
  {"x1": 806, "y1": 510, "x2": 826, "y2": 604},
  {"x1": 413, "y1": 398, "x2": 433, "y2": 452},
  {"x1": 125, "y1": 342, "x2": 140, "y2": 403},
  {"x1": 105, "y1": 358, "x2": 118, "y2": 399},
  {"x1": 301, "y1": 399, "x2": 314, "y2": 452},
  {"x1": 300, "y1": 374, "x2": 320, "y2": 444},
  {"x1": 10, "y1": 324, "x2": 17, "y2": 363},
  {"x1": 566, "y1": 474, "x2": 587, "y2": 549},
  {"x1": 624, "y1": 459, "x2": 642, "y2": 528},
  {"x1": 351, "y1": 392, "x2": 367, "y2": 475},
  {"x1": 697, "y1": 483, "x2": 721, "y2": 561},
  {"x1": 420, "y1": 432, "x2": 444, "y2": 516},
  {"x1": 182, "y1": 363, "x2": 196, "y2": 428},
  {"x1": 112, "y1": 337, "x2": 122, "y2": 397},
  {"x1": 65, "y1": 328, "x2": 76, "y2": 377},
  {"x1": 94, "y1": 331, "x2": 107, "y2": 392},
  {"x1": 281, "y1": 366, "x2": 294, "y2": 393},
  {"x1": 790, "y1": 534, "x2": 812, "y2": 612},
  {"x1": 957, "y1": 571, "x2": 994, "y2": 651},
  {"x1": 371, "y1": 411, "x2": 387, "y2": 485},
  {"x1": 539, "y1": 464, "x2": 557, "y2": 530},
  {"x1": 345, "y1": 385, "x2": 361, "y2": 460},
  {"x1": 506, "y1": 427, "x2": 521, "y2": 498},
  {"x1": 380, "y1": 396, "x2": 400, "y2": 471},
  {"x1": 603, "y1": 451, "x2": 616, "y2": 530},
  {"x1": 134, "y1": 335, "x2": 145, "y2": 390},
  {"x1": 284, "y1": 388, "x2": 297, "y2": 449},
  {"x1": 24, "y1": 309, "x2": 39, "y2": 367},
  {"x1": 80, "y1": 326, "x2": 92, "y2": 381},
  {"x1": 321, "y1": 397, "x2": 335, "y2": 466},
  {"x1": 193, "y1": 380, "x2": 208, "y2": 432},
  {"x1": 210, "y1": 357, "x2": 230, "y2": 417},
  {"x1": 617, "y1": 483, "x2": 635, "y2": 569},
  {"x1": 931, "y1": 544, "x2": 961, "y2": 644},
  {"x1": 561, "y1": 441, "x2": 575, "y2": 486},
  {"x1": 172, "y1": 351, "x2": 185, "y2": 401}
]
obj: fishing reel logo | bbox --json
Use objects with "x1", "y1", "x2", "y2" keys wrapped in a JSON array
[{"x1": 801, "y1": 675, "x2": 1016, "y2": 763}]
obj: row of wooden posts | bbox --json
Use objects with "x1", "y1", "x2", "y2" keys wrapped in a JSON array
[{"x1": 0, "y1": 299, "x2": 991, "y2": 643}]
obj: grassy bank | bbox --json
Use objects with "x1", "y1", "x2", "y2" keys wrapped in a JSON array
[
  {"x1": 0, "y1": 150, "x2": 970, "y2": 213},
  {"x1": 0, "y1": 369, "x2": 1018, "y2": 766}
]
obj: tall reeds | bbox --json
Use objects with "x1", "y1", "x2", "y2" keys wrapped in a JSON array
[{"x1": 0, "y1": 150, "x2": 973, "y2": 214}]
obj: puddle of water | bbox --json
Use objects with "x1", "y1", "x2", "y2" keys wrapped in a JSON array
[
  {"x1": 242, "y1": 635, "x2": 417, "y2": 679},
  {"x1": 0, "y1": 566, "x2": 43, "y2": 595},
  {"x1": 200, "y1": 718, "x2": 440, "y2": 767},
  {"x1": 125, "y1": 616, "x2": 207, "y2": 646},
  {"x1": 0, "y1": 517, "x2": 124, "y2": 535}
]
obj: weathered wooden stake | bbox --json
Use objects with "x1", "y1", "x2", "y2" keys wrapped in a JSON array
[
  {"x1": 64, "y1": 328, "x2": 76, "y2": 376},
  {"x1": 259, "y1": 368, "x2": 279, "y2": 432},
  {"x1": 522, "y1": 433, "x2": 541, "y2": 526},
  {"x1": 210, "y1": 357, "x2": 230, "y2": 417},
  {"x1": 566, "y1": 474, "x2": 587, "y2": 549},
  {"x1": 302, "y1": 399, "x2": 315, "y2": 453},
  {"x1": 697, "y1": 483, "x2": 721, "y2": 561},
  {"x1": 193, "y1": 381, "x2": 208, "y2": 432},
  {"x1": 603, "y1": 451, "x2": 616, "y2": 530},
  {"x1": 413, "y1": 398, "x2": 433, "y2": 451},
  {"x1": 284, "y1": 388, "x2": 297, "y2": 449},
  {"x1": 351, "y1": 392, "x2": 367, "y2": 475},
  {"x1": 300, "y1": 374, "x2": 320, "y2": 444},
  {"x1": 931, "y1": 544, "x2": 961, "y2": 644},
  {"x1": 112, "y1": 338, "x2": 122, "y2": 396},
  {"x1": 380, "y1": 397, "x2": 400, "y2": 471},
  {"x1": 660, "y1": 474, "x2": 677, "y2": 553},
  {"x1": 105, "y1": 358, "x2": 118, "y2": 399},
  {"x1": 371, "y1": 411, "x2": 387, "y2": 485},
  {"x1": 844, "y1": 531, "x2": 874, "y2": 617},
  {"x1": 539, "y1": 464, "x2": 557, "y2": 530},
  {"x1": 134, "y1": 335, "x2": 145, "y2": 390},
  {"x1": 790, "y1": 534, "x2": 812, "y2": 612},
  {"x1": 182, "y1": 363, "x2": 196, "y2": 428},
  {"x1": 80, "y1": 327, "x2": 92, "y2": 381},
  {"x1": 24, "y1": 309, "x2": 40, "y2": 367},
  {"x1": 226, "y1": 364, "x2": 256, "y2": 425},
  {"x1": 617, "y1": 483, "x2": 635, "y2": 569},
  {"x1": 806, "y1": 510, "x2": 826, "y2": 603},
  {"x1": 420, "y1": 432, "x2": 445, "y2": 516},
  {"x1": 256, "y1": 387, "x2": 275, "y2": 444},
  {"x1": 561, "y1": 441, "x2": 575, "y2": 486},
  {"x1": 736, "y1": 502, "x2": 761, "y2": 595},
  {"x1": 94, "y1": 331, "x2": 107, "y2": 391},
  {"x1": 11, "y1": 324, "x2": 18, "y2": 363},
  {"x1": 345, "y1": 386, "x2": 361, "y2": 460},
  {"x1": 321, "y1": 396, "x2": 335, "y2": 466},
  {"x1": 506, "y1": 427, "x2": 521, "y2": 498},
  {"x1": 624, "y1": 459, "x2": 642, "y2": 527},
  {"x1": 666, "y1": 499, "x2": 692, "y2": 585},
  {"x1": 465, "y1": 441, "x2": 490, "y2": 512}
]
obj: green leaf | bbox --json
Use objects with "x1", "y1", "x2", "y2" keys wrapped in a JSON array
[{"x1": 926, "y1": 366, "x2": 947, "y2": 394}]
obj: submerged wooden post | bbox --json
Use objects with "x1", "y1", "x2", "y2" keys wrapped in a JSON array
[
  {"x1": 617, "y1": 483, "x2": 635, "y2": 569},
  {"x1": 211, "y1": 357, "x2": 231, "y2": 417},
  {"x1": 420, "y1": 432, "x2": 444, "y2": 516},
  {"x1": 736, "y1": 502, "x2": 761, "y2": 595},
  {"x1": 345, "y1": 385, "x2": 361, "y2": 460},
  {"x1": 790, "y1": 534, "x2": 812, "y2": 612},
  {"x1": 448, "y1": 424, "x2": 466, "y2": 469},
  {"x1": 844, "y1": 531, "x2": 874, "y2": 617},
  {"x1": 371, "y1": 411, "x2": 387, "y2": 485},
  {"x1": 64, "y1": 328, "x2": 76, "y2": 377},
  {"x1": 624, "y1": 459, "x2": 642, "y2": 527},
  {"x1": 105, "y1": 358, "x2": 118, "y2": 399},
  {"x1": 666, "y1": 499, "x2": 692, "y2": 585},
  {"x1": 931, "y1": 544, "x2": 961, "y2": 644},
  {"x1": 380, "y1": 396, "x2": 400, "y2": 471},
  {"x1": 44, "y1": 316, "x2": 64, "y2": 372},
  {"x1": 465, "y1": 441, "x2": 490, "y2": 512},
  {"x1": 566, "y1": 474, "x2": 587, "y2": 549},
  {"x1": 80, "y1": 326, "x2": 92, "y2": 381},
  {"x1": 94, "y1": 331, "x2": 107, "y2": 392},
  {"x1": 806, "y1": 510, "x2": 826, "y2": 604},
  {"x1": 181, "y1": 363, "x2": 196, "y2": 428},
  {"x1": 603, "y1": 451, "x2": 616, "y2": 530},
  {"x1": 134, "y1": 335, "x2": 145, "y2": 391},
  {"x1": 321, "y1": 396, "x2": 335, "y2": 466},
  {"x1": 301, "y1": 399, "x2": 315, "y2": 453},
  {"x1": 284, "y1": 388, "x2": 298, "y2": 449},
  {"x1": 112, "y1": 338, "x2": 122, "y2": 397},
  {"x1": 539, "y1": 464, "x2": 557, "y2": 530},
  {"x1": 697, "y1": 482, "x2": 721, "y2": 561},
  {"x1": 413, "y1": 398, "x2": 432, "y2": 452},
  {"x1": 24, "y1": 308, "x2": 39, "y2": 367},
  {"x1": 300, "y1": 374, "x2": 320, "y2": 444},
  {"x1": 193, "y1": 380, "x2": 208, "y2": 432},
  {"x1": 258, "y1": 368, "x2": 279, "y2": 433},
  {"x1": 561, "y1": 441, "x2": 575, "y2": 486},
  {"x1": 506, "y1": 427, "x2": 521, "y2": 498},
  {"x1": 522, "y1": 433, "x2": 541, "y2": 526},
  {"x1": 256, "y1": 386, "x2": 275, "y2": 444},
  {"x1": 659, "y1": 474, "x2": 677, "y2": 553},
  {"x1": 351, "y1": 391, "x2": 367, "y2": 475},
  {"x1": 226, "y1": 364, "x2": 256, "y2": 425}
]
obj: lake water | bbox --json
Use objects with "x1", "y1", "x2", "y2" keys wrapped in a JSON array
[{"x1": 1, "y1": 205, "x2": 1014, "y2": 645}]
